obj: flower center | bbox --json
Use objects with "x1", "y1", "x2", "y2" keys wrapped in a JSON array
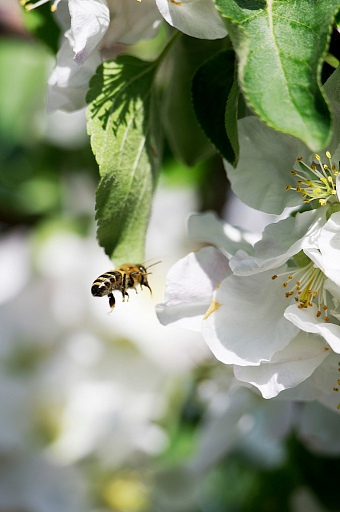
[
  {"x1": 286, "y1": 151, "x2": 338, "y2": 206},
  {"x1": 20, "y1": 0, "x2": 61, "y2": 12},
  {"x1": 272, "y1": 260, "x2": 330, "y2": 321}
]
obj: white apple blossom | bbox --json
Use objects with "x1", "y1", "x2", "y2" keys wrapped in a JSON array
[
  {"x1": 217, "y1": 194, "x2": 340, "y2": 402},
  {"x1": 157, "y1": 210, "x2": 340, "y2": 409},
  {"x1": 223, "y1": 66, "x2": 340, "y2": 216},
  {"x1": 23, "y1": 0, "x2": 226, "y2": 111},
  {"x1": 47, "y1": 0, "x2": 162, "y2": 111},
  {"x1": 156, "y1": 211, "x2": 257, "y2": 331}
]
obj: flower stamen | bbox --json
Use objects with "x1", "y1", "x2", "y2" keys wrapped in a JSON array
[
  {"x1": 272, "y1": 261, "x2": 330, "y2": 321},
  {"x1": 286, "y1": 151, "x2": 338, "y2": 206},
  {"x1": 21, "y1": 0, "x2": 61, "y2": 12}
]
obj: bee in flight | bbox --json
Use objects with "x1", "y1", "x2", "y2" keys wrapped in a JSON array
[{"x1": 91, "y1": 262, "x2": 158, "y2": 312}]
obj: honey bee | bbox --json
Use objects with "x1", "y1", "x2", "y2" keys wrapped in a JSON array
[{"x1": 91, "y1": 262, "x2": 158, "y2": 311}]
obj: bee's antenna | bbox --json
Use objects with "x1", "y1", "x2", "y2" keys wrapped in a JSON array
[{"x1": 145, "y1": 260, "x2": 161, "y2": 270}]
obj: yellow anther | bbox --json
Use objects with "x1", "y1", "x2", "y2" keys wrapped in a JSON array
[{"x1": 271, "y1": 261, "x2": 330, "y2": 322}]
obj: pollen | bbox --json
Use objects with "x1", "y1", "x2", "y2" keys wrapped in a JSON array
[
  {"x1": 272, "y1": 260, "x2": 330, "y2": 321},
  {"x1": 204, "y1": 300, "x2": 222, "y2": 320},
  {"x1": 287, "y1": 151, "x2": 338, "y2": 206}
]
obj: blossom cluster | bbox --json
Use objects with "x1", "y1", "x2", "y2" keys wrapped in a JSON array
[{"x1": 157, "y1": 120, "x2": 340, "y2": 411}]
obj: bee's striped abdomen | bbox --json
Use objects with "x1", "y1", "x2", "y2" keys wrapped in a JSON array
[
  {"x1": 91, "y1": 271, "x2": 122, "y2": 297},
  {"x1": 91, "y1": 262, "x2": 157, "y2": 312}
]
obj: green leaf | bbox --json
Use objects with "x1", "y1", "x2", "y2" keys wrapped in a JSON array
[
  {"x1": 86, "y1": 56, "x2": 162, "y2": 264},
  {"x1": 324, "y1": 64, "x2": 340, "y2": 152},
  {"x1": 192, "y1": 49, "x2": 240, "y2": 166},
  {"x1": 215, "y1": 0, "x2": 340, "y2": 151},
  {"x1": 161, "y1": 35, "x2": 227, "y2": 166}
]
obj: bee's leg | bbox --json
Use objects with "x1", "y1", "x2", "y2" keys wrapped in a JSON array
[
  {"x1": 141, "y1": 275, "x2": 152, "y2": 296},
  {"x1": 108, "y1": 293, "x2": 115, "y2": 312},
  {"x1": 122, "y1": 290, "x2": 129, "y2": 302},
  {"x1": 129, "y1": 273, "x2": 138, "y2": 294},
  {"x1": 143, "y1": 283, "x2": 152, "y2": 296}
]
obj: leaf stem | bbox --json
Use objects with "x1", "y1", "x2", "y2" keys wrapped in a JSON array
[{"x1": 155, "y1": 30, "x2": 182, "y2": 68}]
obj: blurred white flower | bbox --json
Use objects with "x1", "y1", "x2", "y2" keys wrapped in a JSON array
[
  {"x1": 0, "y1": 453, "x2": 87, "y2": 512},
  {"x1": 24, "y1": 0, "x2": 226, "y2": 112},
  {"x1": 0, "y1": 230, "x2": 30, "y2": 306},
  {"x1": 189, "y1": 387, "x2": 293, "y2": 473},
  {"x1": 0, "y1": 181, "x2": 210, "y2": 510},
  {"x1": 291, "y1": 487, "x2": 330, "y2": 512},
  {"x1": 294, "y1": 401, "x2": 340, "y2": 455},
  {"x1": 44, "y1": 0, "x2": 162, "y2": 111}
]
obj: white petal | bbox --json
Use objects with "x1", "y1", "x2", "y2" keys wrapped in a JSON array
[
  {"x1": 337, "y1": 173, "x2": 340, "y2": 202},
  {"x1": 68, "y1": 0, "x2": 110, "y2": 64},
  {"x1": 230, "y1": 209, "x2": 324, "y2": 276},
  {"x1": 278, "y1": 351, "x2": 340, "y2": 410},
  {"x1": 47, "y1": 33, "x2": 101, "y2": 112},
  {"x1": 54, "y1": 0, "x2": 72, "y2": 32},
  {"x1": 156, "y1": 246, "x2": 230, "y2": 331},
  {"x1": 155, "y1": 0, "x2": 227, "y2": 39},
  {"x1": 224, "y1": 117, "x2": 309, "y2": 214},
  {"x1": 104, "y1": 0, "x2": 161, "y2": 46},
  {"x1": 284, "y1": 304, "x2": 340, "y2": 353},
  {"x1": 233, "y1": 332, "x2": 329, "y2": 398},
  {"x1": 314, "y1": 211, "x2": 340, "y2": 287},
  {"x1": 324, "y1": 280, "x2": 340, "y2": 323},
  {"x1": 188, "y1": 212, "x2": 254, "y2": 258},
  {"x1": 202, "y1": 269, "x2": 299, "y2": 366}
]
